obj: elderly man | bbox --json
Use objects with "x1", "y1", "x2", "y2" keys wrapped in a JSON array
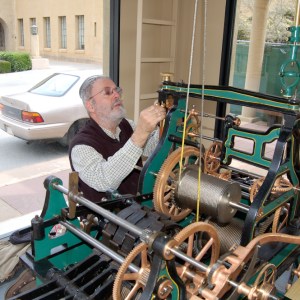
[{"x1": 69, "y1": 75, "x2": 166, "y2": 202}]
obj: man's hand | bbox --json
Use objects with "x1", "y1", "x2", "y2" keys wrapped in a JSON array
[{"x1": 131, "y1": 104, "x2": 166, "y2": 148}]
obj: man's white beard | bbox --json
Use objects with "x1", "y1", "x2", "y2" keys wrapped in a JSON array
[{"x1": 109, "y1": 106, "x2": 126, "y2": 125}]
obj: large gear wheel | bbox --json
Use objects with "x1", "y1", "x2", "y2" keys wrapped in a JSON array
[
  {"x1": 174, "y1": 222, "x2": 220, "y2": 279},
  {"x1": 113, "y1": 242, "x2": 150, "y2": 300},
  {"x1": 204, "y1": 142, "x2": 222, "y2": 173},
  {"x1": 153, "y1": 146, "x2": 200, "y2": 221},
  {"x1": 249, "y1": 176, "x2": 293, "y2": 202}
]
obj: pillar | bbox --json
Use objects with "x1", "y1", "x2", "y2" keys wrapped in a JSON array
[{"x1": 240, "y1": 0, "x2": 270, "y2": 122}]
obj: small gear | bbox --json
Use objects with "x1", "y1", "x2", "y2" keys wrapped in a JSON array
[
  {"x1": 112, "y1": 242, "x2": 150, "y2": 300},
  {"x1": 184, "y1": 107, "x2": 201, "y2": 142},
  {"x1": 248, "y1": 263, "x2": 277, "y2": 300},
  {"x1": 204, "y1": 142, "x2": 222, "y2": 173},
  {"x1": 185, "y1": 123, "x2": 201, "y2": 141}
]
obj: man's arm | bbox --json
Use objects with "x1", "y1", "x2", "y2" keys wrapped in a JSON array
[
  {"x1": 130, "y1": 104, "x2": 165, "y2": 148},
  {"x1": 127, "y1": 119, "x2": 159, "y2": 157}
]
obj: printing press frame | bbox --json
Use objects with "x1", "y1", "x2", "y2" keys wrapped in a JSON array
[{"x1": 5, "y1": 80, "x2": 300, "y2": 300}]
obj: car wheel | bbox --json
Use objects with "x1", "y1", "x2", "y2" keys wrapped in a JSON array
[{"x1": 59, "y1": 119, "x2": 88, "y2": 147}]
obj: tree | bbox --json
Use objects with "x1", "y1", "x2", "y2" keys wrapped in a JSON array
[{"x1": 237, "y1": 0, "x2": 296, "y2": 43}]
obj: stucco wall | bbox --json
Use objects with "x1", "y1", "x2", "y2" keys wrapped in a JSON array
[
  {"x1": 0, "y1": 0, "x2": 17, "y2": 51},
  {"x1": 2, "y1": 0, "x2": 104, "y2": 63},
  {"x1": 120, "y1": 0, "x2": 226, "y2": 131}
]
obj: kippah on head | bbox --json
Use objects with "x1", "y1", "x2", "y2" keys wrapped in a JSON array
[
  {"x1": 79, "y1": 75, "x2": 112, "y2": 103},
  {"x1": 79, "y1": 75, "x2": 101, "y2": 101}
]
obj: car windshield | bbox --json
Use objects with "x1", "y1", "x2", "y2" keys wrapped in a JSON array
[{"x1": 29, "y1": 73, "x2": 79, "y2": 96}]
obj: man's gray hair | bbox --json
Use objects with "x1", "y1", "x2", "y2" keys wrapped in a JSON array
[{"x1": 79, "y1": 75, "x2": 111, "y2": 104}]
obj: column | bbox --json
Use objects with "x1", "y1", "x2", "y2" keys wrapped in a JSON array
[{"x1": 240, "y1": 0, "x2": 270, "y2": 122}]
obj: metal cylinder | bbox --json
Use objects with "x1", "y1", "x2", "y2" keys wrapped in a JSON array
[
  {"x1": 207, "y1": 218, "x2": 243, "y2": 254},
  {"x1": 175, "y1": 166, "x2": 241, "y2": 224},
  {"x1": 31, "y1": 215, "x2": 45, "y2": 240}
]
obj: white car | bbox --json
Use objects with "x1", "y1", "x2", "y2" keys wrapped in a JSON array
[{"x1": 0, "y1": 70, "x2": 98, "y2": 146}]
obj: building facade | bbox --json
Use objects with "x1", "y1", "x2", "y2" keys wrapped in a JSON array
[{"x1": 0, "y1": 0, "x2": 104, "y2": 63}]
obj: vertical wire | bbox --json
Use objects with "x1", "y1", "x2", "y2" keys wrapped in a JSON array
[
  {"x1": 196, "y1": 0, "x2": 207, "y2": 222},
  {"x1": 179, "y1": 0, "x2": 199, "y2": 175}
]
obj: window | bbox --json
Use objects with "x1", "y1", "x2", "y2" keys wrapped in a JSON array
[
  {"x1": 59, "y1": 16, "x2": 67, "y2": 49},
  {"x1": 227, "y1": 0, "x2": 297, "y2": 123},
  {"x1": 18, "y1": 18, "x2": 24, "y2": 47},
  {"x1": 230, "y1": 0, "x2": 297, "y2": 97},
  {"x1": 30, "y1": 18, "x2": 36, "y2": 27},
  {"x1": 30, "y1": 73, "x2": 79, "y2": 96},
  {"x1": 76, "y1": 15, "x2": 84, "y2": 50},
  {"x1": 44, "y1": 17, "x2": 51, "y2": 48}
]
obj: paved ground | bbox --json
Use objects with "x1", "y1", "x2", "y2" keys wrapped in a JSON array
[{"x1": 0, "y1": 59, "x2": 102, "y2": 237}]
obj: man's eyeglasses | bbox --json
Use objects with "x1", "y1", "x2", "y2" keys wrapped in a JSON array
[{"x1": 89, "y1": 86, "x2": 122, "y2": 100}]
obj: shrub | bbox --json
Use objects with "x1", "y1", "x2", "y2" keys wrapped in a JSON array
[
  {"x1": 0, "y1": 52, "x2": 32, "y2": 72},
  {"x1": 0, "y1": 60, "x2": 11, "y2": 73}
]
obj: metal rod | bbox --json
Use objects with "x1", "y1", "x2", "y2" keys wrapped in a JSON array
[
  {"x1": 176, "y1": 131, "x2": 223, "y2": 143},
  {"x1": 179, "y1": 109, "x2": 226, "y2": 121},
  {"x1": 53, "y1": 183, "x2": 144, "y2": 237},
  {"x1": 241, "y1": 191, "x2": 251, "y2": 201},
  {"x1": 60, "y1": 220, "x2": 139, "y2": 273},
  {"x1": 202, "y1": 113, "x2": 226, "y2": 120},
  {"x1": 227, "y1": 280, "x2": 238, "y2": 288},
  {"x1": 169, "y1": 247, "x2": 208, "y2": 273},
  {"x1": 201, "y1": 136, "x2": 223, "y2": 143},
  {"x1": 239, "y1": 182, "x2": 251, "y2": 191},
  {"x1": 229, "y1": 201, "x2": 249, "y2": 213},
  {"x1": 227, "y1": 280, "x2": 279, "y2": 300}
]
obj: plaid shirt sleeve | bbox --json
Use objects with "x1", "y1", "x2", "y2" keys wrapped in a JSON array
[{"x1": 127, "y1": 119, "x2": 159, "y2": 157}]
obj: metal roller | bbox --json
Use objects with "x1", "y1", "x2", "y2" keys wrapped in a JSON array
[
  {"x1": 206, "y1": 218, "x2": 243, "y2": 254},
  {"x1": 175, "y1": 165, "x2": 241, "y2": 224}
]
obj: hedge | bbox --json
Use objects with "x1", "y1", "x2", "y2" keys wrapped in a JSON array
[
  {"x1": 0, "y1": 60, "x2": 11, "y2": 73},
  {"x1": 0, "y1": 52, "x2": 32, "y2": 72}
]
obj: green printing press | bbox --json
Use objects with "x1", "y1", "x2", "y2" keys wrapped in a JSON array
[{"x1": 6, "y1": 77, "x2": 300, "y2": 300}]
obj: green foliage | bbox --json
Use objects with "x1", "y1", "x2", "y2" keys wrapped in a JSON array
[
  {"x1": 0, "y1": 52, "x2": 32, "y2": 72},
  {"x1": 0, "y1": 60, "x2": 11, "y2": 73},
  {"x1": 237, "y1": 0, "x2": 296, "y2": 43}
]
